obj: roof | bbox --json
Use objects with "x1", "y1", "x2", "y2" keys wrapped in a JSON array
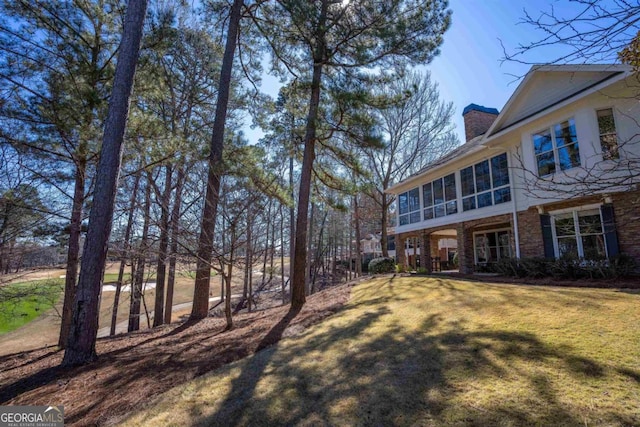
[{"x1": 386, "y1": 135, "x2": 484, "y2": 192}]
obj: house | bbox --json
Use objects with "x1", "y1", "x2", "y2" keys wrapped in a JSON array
[{"x1": 386, "y1": 64, "x2": 640, "y2": 273}]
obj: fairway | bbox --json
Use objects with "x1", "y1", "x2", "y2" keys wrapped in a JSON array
[
  {"x1": 124, "y1": 276, "x2": 640, "y2": 427},
  {"x1": 0, "y1": 279, "x2": 63, "y2": 334}
]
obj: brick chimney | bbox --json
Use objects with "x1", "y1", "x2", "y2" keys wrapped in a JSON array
[{"x1": 462, "y1": 104, "x2": 499, "y2": 142}]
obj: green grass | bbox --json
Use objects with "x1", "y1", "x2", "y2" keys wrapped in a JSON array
[
  {"x1": 102, "y1": 273, "x2": 132, "y2": 284},
  {"x1": 0, "y1": 279, "x2": 64, "y2": 334},
  {"x1": 123, "y1": 276, "x2": 640, "y2": 426}
]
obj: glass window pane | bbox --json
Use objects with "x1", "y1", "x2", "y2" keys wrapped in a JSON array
[
  {"x1": 462, "y1": 196, "x2": 476, "y2": 211},
  {"x1": 554, "y1": 214, "x2": 575, "y2": 237},
  {"x1": 533, "y1": 130, "x2": 553, "y2": 154},
  {"x1": 433, "y1": 179, "x2": 444, "y2": 205},
  {"x1": 475, "y1": 235, "x2": 488, "y2": 263},
  {"x1": 536, "y1": 151, "x2": 556, "y2": 176},
  {"x1": 491, "y1": 153, "x2": 509, "y2": 187},
  {"x1": 444, "y1": 174, "x2": 456, "y2": 201},
  {"x1": 597, "y1": 109, "x2": 618, "y2": 160},
  {"x1": 558, "y1": 143, "x2": 581, "y2": 170},
  {"x1": 446, "y1": 200, "x2": 457, "y2": 215},
  {"x1": 487, "y1": 232, "x2": 497, "y2": 247},
  {"x1": 434, "y1": 204, "x2": 445, "y2": 218},
  {"x1": 494, "y1": 187, "x2": 511, "y2": 204},
  {"x1": 398, "y1": 192, "x2": 408, "y2": 215},
  {"x1": 578, "y1": 211, "x2": 602, "y2": 234},
  {"x1": 558, "y1": 237, "x2": 578, "y2": 259},
  {"x1": 461, "y1": 166, "x2": 475, "y2": 196},
  {"x1": 410, "y1": 211, "x2": 421, "y2": 224},
  {"x1": 475, "y1": 160, "x2": 491, "y2": 192},
  {"x1": 399, "y1": 214, "x2": 409, "y2": 226},
  {"x1": 600, "y1": 134, "x2": 619, "y2": 160},
  {"x1": 477, "y1": 191, "x2": 492, "y2": 208},
  {"x1": 581, "y1": 235, "x2": 606, "y2": 260},
  {"x1": 422, "y1": 183, "x2": 433, "y2": 207},
  {"x1": 408, "y1": 188, "x2": 420, "y2": 212},
  {"x1": 424, "y1": 207, "x2": 434, "y2": 220},
  {"x1": 597, "y1": 109, "x2": 616, "y2": 133},
  {"x1": 554, "y1": 119, "x2": 577, "y2": 148}
]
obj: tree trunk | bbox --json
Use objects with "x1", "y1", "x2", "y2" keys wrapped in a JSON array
[
  {"x1": 381, "y1": 192, "x2": 389, "y2": 258},
  {"x1": 191, "y1": 0, "x2": 243, "y2": 320},
  {"x1": 153, "y1": 164, "x2": 172, "y2": 327},
  {"x1": 280, "y1": 203, "x2": 286, "y2": 304},
  {"x1": 354, "y1": 195, "x2": 362, "y2": 277},
  {"x1": 261, "y1": 201, "x2": 272, "y2": 288},
  {"x1": 110, "y1": 170, "x2": 140, "y2": 336},
  {"x1": 289, "y1": 153, "x2": 295, "y2": 279},
  {"x1": 164, "y1": 165, "x2": 184, "y2": 324},
  {"x1": 305, "y1": 202, "x2": 315, "y2": 296},
  {"x1": 129, "y1": 174, "x2": 151, "y2": 332},
  {"x1": 290, "y1": 0, "x2": 327, "y2": 310},
  {"x1": 224, "y1": 223, "x2": 235, "y2": 329},
  {"x1": 61, "y1": 0, "x2": 148, "y2": 367},
  {"x1": 58, "y1": 151, "x2": 86, "y2": 348}
]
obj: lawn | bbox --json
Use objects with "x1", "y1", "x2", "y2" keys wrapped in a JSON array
[
  {"x1": 123, "y1": 276, "x2": 640, "y2": 427},
  {"x1": 0, "y1": 279, "x2": 63, "y2": 334}
]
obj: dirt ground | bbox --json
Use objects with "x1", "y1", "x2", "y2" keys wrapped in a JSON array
[{"x1": 0, "y1": 280, "x2": 355, "y2": 426}]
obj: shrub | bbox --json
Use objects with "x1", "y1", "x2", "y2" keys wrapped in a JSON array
[
  {"x1": 416, "y1": 267, "x2": 428, "y2": 274},
  {"x1": 368, "y1": 257, "x2": 395, "y2": 274},
  {"x1": 491, "y1": 255, "x2": 637, "y2": 280}
]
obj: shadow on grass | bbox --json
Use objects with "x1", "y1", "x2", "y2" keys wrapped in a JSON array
[{"x1": 191, "y1": 312, "x2": 639, "y2": 427}]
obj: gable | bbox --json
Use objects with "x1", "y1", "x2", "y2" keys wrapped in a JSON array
[{"x1": 488, "y1": 66, "x2": 627, "y2": 136}]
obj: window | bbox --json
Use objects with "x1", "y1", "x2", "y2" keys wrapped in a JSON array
[
  {"x1": 597, "y1": 108, "x2": 619, "y2": 160},
  {"x1": 461, "y1": 153, "x2": 511, "y2": 212},
  {"x1": 552, "y1": 209, "x2": 606, "y2": 259},
  {"x1": 398, "y1": 187, "x2": 420, "y2": 226},
  {"x1": 533, "y1": 118, "x2": 580, "y2": 175},
  {"x1": 423, "y1": 173, "x2": 457, "y2": 220},
  {"x1": 474, "y1": 230, "x2": 512, "y2": 264}
]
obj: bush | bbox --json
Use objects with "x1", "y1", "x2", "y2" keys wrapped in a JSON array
[
  {"x1": 416, "y1": 267, "x2": 428, "y2": 274},
  {"x1": 491, "y1": 254, "x2": 637, "y2": 280},
  {"x1": 368, "y1": 257, "x2": 396, "y2": 274}
]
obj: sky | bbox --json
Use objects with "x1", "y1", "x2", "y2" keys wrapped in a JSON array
[{"x1": 250, "y1": 0, "x2": 620, "y2": 144}]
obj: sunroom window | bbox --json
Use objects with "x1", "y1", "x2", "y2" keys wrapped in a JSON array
[
  {"x1": 533, "y1": 118, "x2": 581, "y2": 176},
  {"x1": 461, "y1": 153, "x2": 511, "y2": 212},
  {"x1": 423, "y1": 173, "x2": 457, "y2": 220},
  {"x1": 398, "y1": 187, "x2": 420, "y2": 226}
]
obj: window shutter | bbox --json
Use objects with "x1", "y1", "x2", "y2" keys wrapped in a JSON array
[
  {"x1": 601, "y1": 204, "x2": 619, "y2": 257},
  {"x1": 540, "y1": 214, "x2": 555, "y2": 259}
]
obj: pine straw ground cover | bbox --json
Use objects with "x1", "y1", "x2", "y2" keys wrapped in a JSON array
[
  {"x1": 123, "y1": 276, "x2": 640, "y2": 427},
  {"x1": 0, "y1": 282, "x2": 353, "y2": 426}
]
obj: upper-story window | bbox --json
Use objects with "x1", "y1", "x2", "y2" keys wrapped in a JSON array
[
  {"x1": 460, "y1": 153, "x2": 511, "y2": 212},
  {"x1": 398, "y1": 187, "x2": 420, "y2": 226},
  {"x1": 423, "y1": 173, "x2": 457, "y2": 220},
  {"x1": 597, "y1": 108, "x2": 619, "y2": 160},
  {"x1": 533, "y1": 118, "x2": 581, "y2": 176}
]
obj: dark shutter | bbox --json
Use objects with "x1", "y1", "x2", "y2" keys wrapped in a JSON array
[
  {"x1": 601, "y1": 204, "x2": 619, "y2": 257},
  {"x1": 540, "y1": 214, "x2": 555, "y2": 259}
]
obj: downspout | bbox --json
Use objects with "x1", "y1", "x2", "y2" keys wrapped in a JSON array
[{"x1": 507, "y1": 148, "x2": 521, "y2": 259}]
